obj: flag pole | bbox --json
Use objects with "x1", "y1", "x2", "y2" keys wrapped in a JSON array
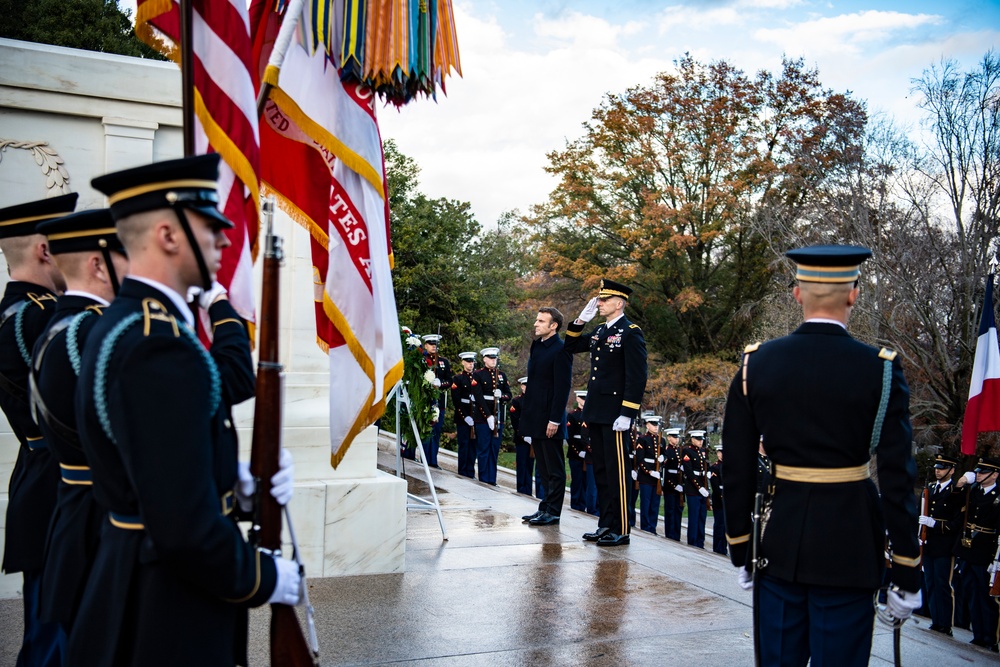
[
  {"x1": 179, "y1": 0, "x2": 195, "y2": 156},
  {"x1": 256, "y1": 0, "x2": 307, "y2": 118}
]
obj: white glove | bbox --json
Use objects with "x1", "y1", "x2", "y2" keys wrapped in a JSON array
[
  {"x1": 886, "y1": 588, "x2": 922, "y2": 621},
  {"x1": 675, "y1": 484, "x2": 684, "y2": 493},
  {"x1": 493, "y1": 388, "x2": 502, "y2": 398},
  {"x1": 487, "y1": 416, "x2": 495, "y2": 431},
  {"x1": 657, "y1": 455, "x2": 665, "y2": 463},
  {"x1": 699, "y1": 487, "x2": 709, "y2": 498},
  {"x1": 464, "y1": 416, "x2": 474, "y2": 427},
  {"x1": 737, "y1": 567, "x2": 753, "y2": 590},
  {"x1": 578, "y1": 297, "x2": 599, "y2": 323},
  {"x1": 989, "y1": 561, "x2": 998, "y2": 574},
  {"x1": 270, "y1": 449, "x2": 294, "y2": 506},
  {"x1": 197, "y1": 280, "x2": 228, "y2": 310},
  {"x1": 432, "y1": 378, "x2": 442, "y2": 388},
  {"x1": 579, "y1": 451, "x2": 587, "y2": 459},
  {"x1": 964, "y1": 471, "x2": 976, "y2": 484},
  {"x1": 268, "y1": 556, "x2": 302, "y2": 606},
  {"x1": 524, "y1": 436, "x2": 532, "y2": 445},
  {"x1": 631, "y1": 470, "x2": 638, "y2": 481},
  {"x1": 235, "y1": 461, "x2": 255, "y2": 512},
  {"x1": 917, "y1": 515, "x2": 936, "y2": 528},
  {"x1": 612, "y1": 416, "x2": 632, "y2": 432}
]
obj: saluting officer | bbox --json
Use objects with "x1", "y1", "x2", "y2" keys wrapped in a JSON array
[
  {"x1": 634, "y1": 415, "x2": 663, "y2": 535},
  {"x1": 566, "y1": 390, "x2": 590, "y2": 512},
  {"x1": 66, "y1": 155, "x2": 300, "y2": 667},
  {"x1": 564, "y1": 279, "x2": 648, "y2": 547},
  {"x1": 953, "y1": 457, "x2": 1000, "y2": 652},
  {"x1": 918, "y1": 454, "x2": 963, "y2": 637},
  {"x1": 682, "y1": 430, "x2": 710, "y2": 548},
  {"x1": 471, "y1": 346, "x2": 511, "y2": 485},
  {"x1": 722, "y1": 245, "x2": 922, "y2": 666},
  {"x1": 450, "y1": 351, "x2": 477, "y2": 478},
  {"x1": 0, "y1": 194, "x2": 75, "y2": 667},
  {"x1": 31, "y1": 209, "x2": 128, "y2": 634},
  {"x1": 708, "y1": 444, "x2": 727, "y2": 556},
  {"x1": 421, "y1": 334, "x2": 451, "y2": 468},
  {"x1": 661, "y1": 427, "x2": 684, "y2": 541}
]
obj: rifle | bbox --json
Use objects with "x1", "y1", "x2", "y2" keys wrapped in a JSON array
[
  {"x1": 654, "y1": 431, "x2": 662, "y2": 496},
  {"x1": 249, "y1": 200, "x2": 318, "y2": 666},
  {"x1": 919, "y1": 481, "x2": 929, "y2": 553},
  {"x1": 491, "y1": 367, "x2": 500, "y2": 439}
]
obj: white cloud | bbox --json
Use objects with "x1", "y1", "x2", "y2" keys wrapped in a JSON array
[
  {"x1": 657, "y1": 6, "x2": 743, "y2": 33},
  {"x1": 754, "y1": 11, "x2": 945, "y2": 57}
]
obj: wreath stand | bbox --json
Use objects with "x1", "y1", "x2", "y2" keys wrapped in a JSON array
[{"x1": 386, "y1": 381, "x2": 447, "y2": 540}]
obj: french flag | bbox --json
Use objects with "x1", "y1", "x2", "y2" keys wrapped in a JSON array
[{"x1": 962, "y1": 274, "x2": 1000, "y2": 455}]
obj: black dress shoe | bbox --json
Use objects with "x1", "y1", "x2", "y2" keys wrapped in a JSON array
[
  {"x1": 529, "y1": 513, "x2": 560, "y2": 526},
  {"x1": 583, "y1": 527, "x2": 611, "y2": 542},
  {"x1": 522, "y1": 511, "x2": 542, "y2": 522},
  {"x1": 929, "y1": 625, "x2": 953, "y2": 636},
  {"x1": 970, "y1": 638, "x2": 999, "y2": 651},
  {"x1": 596, "y1": 532, "x2": 630, "y2": 546}
]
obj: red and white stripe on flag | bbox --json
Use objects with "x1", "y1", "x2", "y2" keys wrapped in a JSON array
[
  {"x1": 136, "y1": 0, "x2": 261, "y2": 334},
  {"x1": 250, "y1": 0, "x2": 403, "y2": 468},
  {"x1": 962, "y1": 274, "x2": 1000, "y2": 455}
]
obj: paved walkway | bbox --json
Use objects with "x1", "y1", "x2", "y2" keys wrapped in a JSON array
[{"x1": 0, "y1": 448, "x2": 993, "y2": 666}]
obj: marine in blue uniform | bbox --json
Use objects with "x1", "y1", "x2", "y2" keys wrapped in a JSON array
[
  {"x1": 952, "y1": 458, "x2": 1000, "y2": 652},
  {"x1": 682, "y1": 430, "x2": 710, "y2": 548},
  {"x1": 450, "y1": 351, "x2": 477, "y2": 478},
  {"x1": 566, "y1": 391, "x2": 590, "y2": 512},
  {"x1": 471, "y1": 346, "x2": 511, "y2": 485},
  {"x1": 66, "y1": 155, "x2": 301, "y2": 667},
  {"x1": 634, "y1": 415, "x2": 663, "y2": 534},
  {"x1": 510, "y1": 377, "x2": 534, "y2": 495},
  {"x1": 917, "y1": 454, "x2": 963, "y2": 636},
  {"x1": 661, "y1": 427, "x2": 684, "y2": 541},
  {"x1": 564, "y1": 279, "x2": 648, "y2": 547},
  {"x1": 0, "y1": 193, "x2": 76, "y2": 667},
  {"x1": 30, "y1": 209, "x2": 128, "y2": 635},
  {"x1": 722, "y1": 245, "x2": 923, "y2": 667},
  {"x1": 709, "y1": 444, "x2": 727, "y2": 556},
  {"x1": 421, "y1": 334, "x2": 451, "y2": 468}
]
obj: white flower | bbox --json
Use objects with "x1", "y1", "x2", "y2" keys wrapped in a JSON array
[
  {"x1": 432, "y1": 406, "x2": 440, "y2": 421},
  {"x1": 423, "y1": 369, "x2": 436, "y2": 384},
  {"x1": 406, "y1": 336, "x2": 422, "y2": 348}
]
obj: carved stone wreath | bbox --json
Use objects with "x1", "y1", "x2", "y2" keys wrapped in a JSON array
[{"x1": 0, "y1": 140, "x2": 71, "y2": 195}]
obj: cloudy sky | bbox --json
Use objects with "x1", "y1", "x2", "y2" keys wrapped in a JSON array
[{"x1": 376, "y1": 0, "x2": 1000, "y2": 227}]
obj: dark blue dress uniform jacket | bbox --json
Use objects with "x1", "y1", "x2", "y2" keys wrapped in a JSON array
[
  {"x1": 564, "y1": 316, "x2": 647, "y2": 424},
  {"x1": 66, "y1": 279, "x2": 274, "y2": 667},
  {"x1": 922, "y1": 480, "x2": 963, "y2": 559},
  {"x1": 722, "y1": 322, "x2": 921, "y2": 593},
  {"x1": 520, "y1": 334, "x2": 572, "y2": 440},
  {"x1": 953, "y1": 483, "x2": 1000, "y2": 565},
  {"x1": 0, "y1": 281, "x2": 59, "y2": 575},
  {"x1": 31, "y1": 294, "x2": 107, "y2": 628}
]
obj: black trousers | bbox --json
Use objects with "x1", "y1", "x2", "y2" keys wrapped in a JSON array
[
  {"x1": 590, "y1": 424, "x2": 631, "y2": 536},
  {"x1": 534, "y1": 436, "x2": 566, "y2": 516}
]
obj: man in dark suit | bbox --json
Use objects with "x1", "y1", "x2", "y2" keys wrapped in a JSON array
[
  {"x1": 564, "y1": 279, "x2": 648, "y2": 546},
  {"x1": 0, "y1": 193, "x2": 75, "y2": 667},
  {"x1": 520, "y1": 308, "x2": 572, "y2": 526},
  {"x1": 722, "y1": 245, "x2": 922, "y2": 666},
  {"x1": 918, "y1": 454, "x2": 963, "y2": 637}
]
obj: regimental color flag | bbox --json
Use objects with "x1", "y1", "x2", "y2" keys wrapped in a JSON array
[
  {"x1": 962, "y1": 274, "x2": 1000, "y2": 455},
  {"x1": 250, "y1": 0, "x2": 403, "y2": 468},
  {"x1": 136, "y1": 0, "x2": 261, "y2": 336}
]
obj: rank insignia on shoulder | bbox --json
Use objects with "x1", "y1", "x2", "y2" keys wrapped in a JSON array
[
  {"x1": 878, "y1": 347, "x2": 897, "y2": 361},
  {"x1": 26, "y1": 293, "x2": 57, "y2": 310},
  {"x1": 744, "y1": 342, "x2": 761, "y2": 354},
  {"x1": 141, "y1": 298, "x2": 179, "y2": 338},
  {"x1": 629, "y1": 323, "x2": 640, "y2": 329}
]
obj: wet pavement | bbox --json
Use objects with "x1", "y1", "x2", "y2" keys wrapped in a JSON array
[{"x1": 0, "y1": 447, "x2": 994, "y2": 665}]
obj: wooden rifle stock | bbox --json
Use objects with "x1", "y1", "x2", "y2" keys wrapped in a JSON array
[
  {"x1": 249, "y1": 203, "x2": 317, "y2": 666},
  {"x1": 919, "y1": 485, "x2": 929, "y2": 552},
  {"x1": 654, "y1": 432, "x2": 662, "y2": 496}
]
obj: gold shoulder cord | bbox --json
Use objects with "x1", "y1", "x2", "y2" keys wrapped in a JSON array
[
  {"x1": 742, "y1": 343, "x2": 760, "y2": 396},
  {"x1": 141, "y1": 298, "x2": 179, "y2": 338}
]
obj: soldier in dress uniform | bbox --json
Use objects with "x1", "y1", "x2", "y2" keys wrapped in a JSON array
[
  {"x1": 634, "y1": 415, "x2": 663, "y2": 534},
  {"x1": 0, "y1": 193, "x2": 75, "y2": 667},
  {"x1": 421, "y1": 334, "x2": 451, "y2": 469},
  {"x1": 722, "y1": 244, "x2": 922, "y2": 666},
  {"x1": 30, "y1": 209, "x2": 128, "y2": 635},
  {"x1": 626, "y1": 421, "x2": 639, "y2": 529},
  {"x1": 659, "y1": 427, "x2": 683, "y2": 541},
  {"x1": 450, "y1": 351, "x2": 477, "y2": 478},
  {"x1": 65, "y1": 154, "x2": 301, "y2": 667},
  {"x1": 566, "y1": 390, "x2": 590, "y2": 512},
  {"x1": 682, "y1": 430, "x2": 710, "y2": 548},
  {"x1": 471, "y1": 346, "x2": 511, "y2": 485},
  {"x1": 709, "y1": 444, "x2": 727, "y2": 556},
  {"x1": 564, "y1": 279, "x2": 648, "y2": 547},
  {"x1": 510, "y1": 377, "x2": 535, "y2": 495},
  {"x1": 953, "y1": 457, "x2": 1000, "y2": 652},
  {"x1": 918, "y1": 454, "x2": 963, "y2": 637}
]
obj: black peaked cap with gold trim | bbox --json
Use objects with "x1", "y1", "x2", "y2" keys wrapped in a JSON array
[
  {"x1": 36, "y1": 208, "x2": 124, "y2": 255},
  {"x1": 0, "y1": 193, "x2": 79, "y2": 240},
  {"x1": 933, "y1": 454, "x2": 958, "y2": 469},
  {"x1": 91, "y1": 154, "x2": 233, "y2": 229},
  {"x1": 974, "y1": 457, "x2": 1000, "y2": 474},
  {"x1": 598, "y1": 278, "x2": 633, "y2": 300},
  {"x1": 785, "y1": 244, "x2": 872, "y2": 284}
]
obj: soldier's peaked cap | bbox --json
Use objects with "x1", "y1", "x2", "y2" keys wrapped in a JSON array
[
  {"x1": 785, "y1": 244, "x2": 872, "y2": 284},
  {"x1": 481, "y1": 347, "x2": 500, "y2": 357},
  {"x1": 92, "y1": 154, "x2": 233, "y2": 229},
  {"x1": 598, "y1": 278, "x2": 633, "y2": 300},
  {"x1": 574, "y1": 390, "x2": 588, "y2": 398},
  {"x1": 422, "y1": 334, "x2": 441, "y2": 344},
  {"x1": 0, "y1": 193, "x2": 78, "y2": 240},
  {"x1": 974, "y1": 457, "x2": 1000, "y2": 474},
  {"x1": 689, "y1": 430, "x2": 707, "y2": 438},
  {"x1": 644, "y1": 415, "x2": 662, "y2": 424},
  {"x1": 933, "y1": 454, "x2": 958, "y2": 469},
  {"x1": 36, "y1": 208, "x2": 124, "y2": 255},
  {"x1": 517, "y1": 376, "x2": 528, "y2": 384},
  {"x1": 665, "y1": 427, "x2": 681, "y2": 436},
  {"x1": 458, "y1": 351, "x2": 476, "y2": 361}
]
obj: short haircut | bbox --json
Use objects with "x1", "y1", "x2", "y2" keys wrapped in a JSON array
[
  {"x1": 0, "y1": 234, "x2": 42, "y2": 270},
  {"x1": 538, "y1": 306, "x2": 564, "y2": 331}
]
